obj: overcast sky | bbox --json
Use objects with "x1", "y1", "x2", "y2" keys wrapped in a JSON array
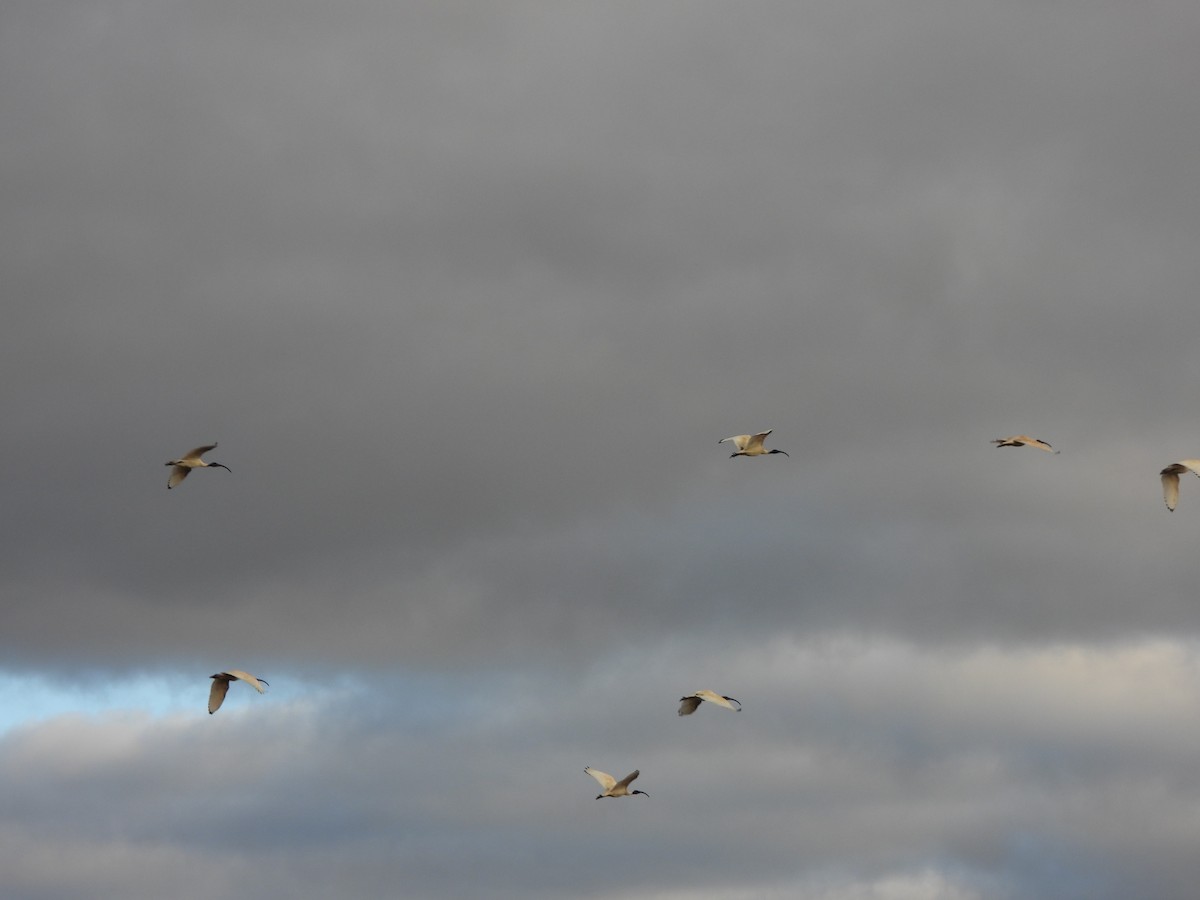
[{"x1": 4, "y1": 2, "x2": 1200, "y2": 898}]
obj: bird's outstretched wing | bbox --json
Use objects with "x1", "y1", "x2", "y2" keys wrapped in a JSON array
[
  {"x1": 677, "y1": 696, "x2": 703, "y2": 716},
  {"x1": 208, "y1": 677, "x2": 230, "y2": 714},
  {"x1": 584, "y1": 767, "x2": 616, "y2": 791},
  {"x1": 615, "y1": 770, "x2": 640, "y2": 790},
  {"x1": 1160, "y1": 461, "x2": 1200, "y2": 511}
]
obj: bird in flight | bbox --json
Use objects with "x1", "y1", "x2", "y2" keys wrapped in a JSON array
[
  {"x1": 1160, "y1": 460, "x2": 1200, "y2": 512},
  {"x1": 208, "y1": 670, "x2": 269, "y2": 714},
  {"x1": 584, "y1": 767, "x2": 649, "y2": 798},
  {"x1": 991, "y1": 435, "x2": 1058, "y2": 453},
  {"x1": 166, "y1": 443, "x2": 231, "y2": 489},
  {"x1": 678, "y1": 689, "x2": 742, "y2": 716},
  {"x1": 719, "y1": 430, "x2": 789, "y2": 458}
]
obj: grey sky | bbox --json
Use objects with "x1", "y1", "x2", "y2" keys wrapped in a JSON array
[{"x1": 4, "y1": 1, "x2": 1200, "y2": 897}]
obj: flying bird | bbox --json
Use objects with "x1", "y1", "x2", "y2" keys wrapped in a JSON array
[
  {"x1": 678, "y1": 689, "x2": 742, "y2": 716},
  {"x1": 208, "y1": 670, "x2": 269, "y2": 714},
  {"x1": 584, "y1": 767, "x2": 649, "y2": 798},
  {"x1": 1160, "y1": 460, "x2": 1200, "y2": 511},
  {"x1": 166, "y1": 443, "x2": 231, "y2": 489},
  {"x1": 719, "y1": 430, "x2": 789, "y2": 458},
  {"x1": 991, "y1": 435, "x2": 1058, "y2": 453}
]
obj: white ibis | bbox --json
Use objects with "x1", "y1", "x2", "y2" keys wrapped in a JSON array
[
  {"x1": 166, "y1": 443, "x2": 231, "y2": 489},
  {"x1": 208, "y1": 670, "x2": 268, "y2": 714},
  {"x1": 678, "y1": 690, "x2": 742, "y2": 716},
  {"x1": 991, "y1": 436, "x2": 1058, "y2": 453},
  {"x1": 584, "y1": 767, "x2": 648, "y2": 798},
  {"x1": 719, "y1": 430, "x2": 788, "y2": 458}
]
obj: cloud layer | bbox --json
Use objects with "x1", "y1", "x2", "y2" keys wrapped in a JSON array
[{"x1": 4, "y1": 1, "x2": 1200, "y2": 897}]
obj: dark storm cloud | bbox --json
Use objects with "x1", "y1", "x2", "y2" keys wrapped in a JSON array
[{"x1": 4, "y1": 0, "x2": 1200, "y2": 896}]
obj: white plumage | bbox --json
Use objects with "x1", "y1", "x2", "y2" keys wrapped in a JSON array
[
  {"x1": 678, "y1": 689, "x2": 742, "y2": 716},
  {"x1": 208, "y1": 670, "x2": 269, "y2": 714},
  {"x1": 1160, "y1": 460, "x2": 1200, "y2": 512},
  {"x1": 584, "y1": 767, "x2": 649, "y2": 798},
  {"x1": 991, "y1": 435, "x2": 1058, "y2": 453},
  {"x1": 166, "y1": 443, "x2": 231, "y2": 489},
  {"x1": 718, "y1": 430, "x2": 789, "y2": 458}
]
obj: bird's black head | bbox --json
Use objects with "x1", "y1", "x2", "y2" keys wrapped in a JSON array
[
  {"x1": 210, "y1": 462, "x2": 231, "y2": 472},
  {"x1": 632, "y1": 790, "x2": 649, "y2": 797},
  {"x1": 595, "y1": 794, "x2": 604, "y2": 800},
  {"x1": 770, "y1": 449, "x2": 790, "y2": 456}
]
